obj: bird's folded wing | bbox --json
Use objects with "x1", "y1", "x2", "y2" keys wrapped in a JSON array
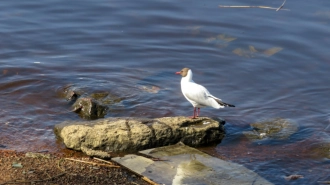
[{"x1": 183, "y1": 83, "x2": 221, "y2": 108}]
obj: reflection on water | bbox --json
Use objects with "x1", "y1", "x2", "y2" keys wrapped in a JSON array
[{"x1": 0, "y1": 0, "x2": 330, "y2": 184}]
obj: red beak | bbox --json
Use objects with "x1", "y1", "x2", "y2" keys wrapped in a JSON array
[{"x1": 175, "y1": 71, "x2": 181, "y2": 75}]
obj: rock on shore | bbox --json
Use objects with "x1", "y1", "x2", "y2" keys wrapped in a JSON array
[{"x1": 54, "y1": 117, "x2": 225, "y2": 157}]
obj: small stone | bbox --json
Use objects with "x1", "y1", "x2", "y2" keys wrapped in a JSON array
[
  {"x1": 25, "y1": 152, "x2": 50, "y2": 159},
  {"x1": 12, "y1": 162, "x2": 23, "y2": 168},
  {"x1": 285, "y1": 174, "x2": 304, "y2": 180}
]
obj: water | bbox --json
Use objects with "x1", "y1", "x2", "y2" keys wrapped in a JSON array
[{"x1": 1, "y1": 0, "x2": 330, "y2": 184}]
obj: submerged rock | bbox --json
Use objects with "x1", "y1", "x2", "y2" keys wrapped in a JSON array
[
  {"x1": 243, "y1": 118, "x2": 298, "y2": 141},
  {"x1": 308, "y1": 142, "x2": 330, "y2": 159},
  {"x1": 54, "y1": 117, "x2": 225, "y2": 156}
]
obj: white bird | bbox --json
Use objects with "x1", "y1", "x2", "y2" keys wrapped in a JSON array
[{"x1": 175, "y1": 68, "x2": 235, "y2": 118}]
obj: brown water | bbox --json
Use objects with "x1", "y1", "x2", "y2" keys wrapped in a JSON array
[{"x1": 1, "y1": 0, "x2": 330, "y2": 184}]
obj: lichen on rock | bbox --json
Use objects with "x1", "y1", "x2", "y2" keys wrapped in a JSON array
[{"x1": 54, "y1": 116, "x2": 225, "y2": 156}]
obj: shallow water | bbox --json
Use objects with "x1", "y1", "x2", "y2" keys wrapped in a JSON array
[{"x1": 0, "y1": 0, "x2": 330, "y2": 184}]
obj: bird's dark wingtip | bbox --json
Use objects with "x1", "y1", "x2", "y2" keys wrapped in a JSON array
[
  {"x1": 225, "y1": 103, "x2": 235, "y2": 107},
  {"x1": 214, "y1": 99, "x2": 235, "y2": 107}
]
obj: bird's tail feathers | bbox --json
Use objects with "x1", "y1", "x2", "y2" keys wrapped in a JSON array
[{"x1": 214, "y1": 98, "x2": 235, "y2": 107}]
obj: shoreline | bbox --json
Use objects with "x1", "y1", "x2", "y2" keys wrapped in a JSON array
[{"x1": 0, "y1": 149, "x2": 151, "y2": 185}]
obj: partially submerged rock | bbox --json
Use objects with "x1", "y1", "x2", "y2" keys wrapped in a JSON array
[
  {"x1": 61, "y1": 84, "x2": 84, "y2": 102},
  {"x1": 54, "y1": 117, "x2": 225, "y2": 156},
  {"x1": 72, "y1": 97, "x2": 107, "y2": 120},
  {"x1": 243, "y1": 118, "x2": 298, "y2": 141},
  {"x1": 59, "y1": 85, "x2": 123, "y2": 120}
]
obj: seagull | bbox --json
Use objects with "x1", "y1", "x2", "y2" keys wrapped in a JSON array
[{"x1": 175, "y1": 68, "x2": 235, "y2": 119}]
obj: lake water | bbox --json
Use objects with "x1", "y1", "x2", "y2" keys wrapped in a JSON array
[{"x1": 1, "y1": 0, "x2": 330, "y2": 184}]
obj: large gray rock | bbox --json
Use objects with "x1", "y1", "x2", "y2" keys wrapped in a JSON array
[
  {"x1": 54, "y1": 117, "x2": 225, "y2": 156},
  {"x1": 113, "y1": 143, "x2": 274, "y2": 185}
]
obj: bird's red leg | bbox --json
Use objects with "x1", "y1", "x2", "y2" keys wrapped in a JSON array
[
  {"x1": 189, "y1": 107, "x2": 197, "y2": 119},
  {"x1": 197, "y1": 108, "x2": 200, "y2": 117}
]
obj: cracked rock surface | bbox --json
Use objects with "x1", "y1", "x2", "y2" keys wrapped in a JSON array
[{"x1": 54, "y1": 117, "x2": 225, "y2": 157}]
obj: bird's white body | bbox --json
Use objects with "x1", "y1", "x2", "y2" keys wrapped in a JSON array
[{"x1": 180, "y1": 69, "x2": 224, "y2": 109}]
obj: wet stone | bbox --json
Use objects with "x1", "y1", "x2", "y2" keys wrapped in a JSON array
[
  {"x1": 60, "y1": 84, "x2": 124, "y2": 120},
  {"x1": 113, "y1": 143, "x2": 274, "y2": 185},
  {"x1": 60, "y1": 84, "x2": 84, "y2": 102},
  {"x1": 72, "y1": 97, "x2": 107, "y2": 120},
  {"x1": 243, "y1": 118, "x2": 298, "y2": 141},
  {"x1": 90, "y1": 92, "x2": 124, "y2": 105},
  {"x1": 308, "y1": 142, "x2": 330, "y2": 159}
]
